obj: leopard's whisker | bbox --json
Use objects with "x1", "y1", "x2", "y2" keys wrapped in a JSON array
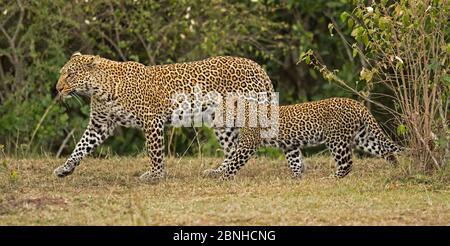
[{"x1": 72, "y1": 93, "x2": 83, "y2": 107}]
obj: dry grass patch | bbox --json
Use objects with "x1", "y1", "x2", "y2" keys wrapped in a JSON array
[{"x1": 0, "y1": 156, "x2": 449, "y2": 225}]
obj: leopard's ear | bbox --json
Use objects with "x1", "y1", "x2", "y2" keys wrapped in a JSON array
[
  {"x1": 90, "y1": 55, "x2": 102, "y2": 67},
  {"x1": 71, "y1": 52, "x2": 82, "y2": 58}
]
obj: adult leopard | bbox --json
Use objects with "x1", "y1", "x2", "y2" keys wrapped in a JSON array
[
  {"x1": 53, "y1": 53, "x2": 274, "y2": 183},
  {"x1": 203, "y1": 97, "x2": 403, "y2": 180}
]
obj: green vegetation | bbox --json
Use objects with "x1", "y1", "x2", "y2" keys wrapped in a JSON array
[{"x1": 300, "y1": 0, "x2": 449, "y2": 171}]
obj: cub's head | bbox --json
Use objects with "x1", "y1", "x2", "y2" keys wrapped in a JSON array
[{"x1": 56, "y1": 52, "x2": 105, "y2": 99}]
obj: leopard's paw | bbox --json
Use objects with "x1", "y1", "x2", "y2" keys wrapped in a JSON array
[
  {"x1": 53, "y1": 165, "x2": 75, "y2": 178},
  {"x1": 139, "y1": 171, "x2": 165, "y2": 184},
  {"x1": 202, "y1": 169, "x2": 222, "y2": 178}
]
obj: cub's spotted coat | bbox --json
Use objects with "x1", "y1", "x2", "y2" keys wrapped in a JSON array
[{"x1": 203, "y1": 98, "x2": 403, "y2": 179}]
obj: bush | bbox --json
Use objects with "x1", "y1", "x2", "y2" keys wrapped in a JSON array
[{"x1": 301, "y1": 0, "x2": 449, "y2": 171}]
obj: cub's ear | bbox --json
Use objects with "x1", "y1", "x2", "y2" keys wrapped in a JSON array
[
  {"x1": 90, "y1": 55, "x2": 102, "y2": 67},
  {"x1": 71, "y1": 52, "x2": 82, "y2": 58}
]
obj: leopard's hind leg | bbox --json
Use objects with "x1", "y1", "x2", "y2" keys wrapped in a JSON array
[
  {"x1": 219, "y1": 127, "x2": 260, "y2": 180},
  {"x1": 282, "y1": 146, "x2": 305, "y2": 179},
  {"x1": 202, "y1": 127, "x2": 239, "y2": 178}
]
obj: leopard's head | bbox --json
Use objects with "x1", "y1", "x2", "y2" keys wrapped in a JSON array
[{"x1": 56, "y1": 52, "x2": 108, "y2": 99}]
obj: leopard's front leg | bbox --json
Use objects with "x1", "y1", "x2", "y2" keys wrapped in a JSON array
[{"x1": 53, "y1": 114, "x2": 115, "y2": 177}]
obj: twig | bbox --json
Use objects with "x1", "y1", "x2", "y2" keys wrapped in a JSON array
[
  {"x1": 97, "y1": 29, "x2": 126, "y2": 61},
  {"x1": 167, "y1": 127, "x2": 176, "y2": 157},
  {"x1": 12, "y1": 0, "x2": 24, "y2": 44},
  {"x1": 193, "y1": 127, "x2": 202, "y2": 161},
  {"x1": 175, "y1": 130, "x2": 199, "y2": 166},
  {"x1": 108, "y1": 2, "x2": 126, "y2": 61},
  {"x1": 324, "y1": 12, "x2": 354, "y2": 63},
  {"x1": 135, "y1": 32, "x2": 155, "y2": 65},
  {"x1": 28, "y1": 97, "x2": 58, "y2": 150},
  {"x1": 56, "y1": 129, "x2": 75, "y2": 158}
]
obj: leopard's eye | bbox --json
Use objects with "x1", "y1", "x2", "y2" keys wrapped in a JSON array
[{"x1": 66, "y1": 72, "x2": 74, "y2": 79}]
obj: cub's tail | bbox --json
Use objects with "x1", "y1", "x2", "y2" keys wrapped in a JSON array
[{"x1": 356, "y1": 106, "x2": 403, "y2": 164}]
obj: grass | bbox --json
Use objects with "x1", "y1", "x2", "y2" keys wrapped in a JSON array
[{"x1": 0, "y1": 155, "x2": 449, "y2": 225}]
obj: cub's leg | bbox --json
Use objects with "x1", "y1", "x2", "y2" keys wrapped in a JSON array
[
  {"x1": 282, "y1": 147, "x2": 305, "y2": 178},
  {"x1": 220, "y1": 147, "x2": 257, "y2": 180},
  {"x1": 202, "y1": 127, "x2": 239, "y2": 178},
  {"x1": 326, "y1": 137, "x2": 354, "y2": 178},
  {"x1": 139, "y1": 118, "x2": 166, "y2": 183},
  {"x1": 54, "y1": 113, "x2": 115, "y2": 177},
  {"x1": 219, "y1": 127, "x2": 260, "y2": 180},
  {"x1": 214, "y1": 127, "x2": 239, "y2": 158}
]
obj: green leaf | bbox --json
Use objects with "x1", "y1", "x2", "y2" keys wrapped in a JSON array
[
  {"x1": 328, "y1": 23, "x2": 334, "y2": 37},
  {"x1": 348, "y1": 18, "x2": 354, "y2": 28},
  {"x1": 298, "y1": 50, "x2": 313, "y2": 65},
  {"x1": 378, "y1": 16, "x2": 391, "y2": 30},
  {"x1": 359, "y1": 68, "x2": 375, "y2": 82},
  {"x1": 402, "y1": 12, "x2": 410, "y2": 26},
  {"x1": 396, "y1": 124, "x2": 408, "y2": 136},
  {"x1": 340, "y1": 12, "x2": 349, "y2": 23},
  {"x1": 351, "y1": 27, "x2": 358, "y2": 37},
  {"x1": 352, "y1": 47, "x2": 358, "y2": 57},
  {"x1": 305, "y1": 55, "x2": 310, "y2": 65},
  {"x1": 362, "y1": 33, "x2": 369, "y2": 46},
  {"x1": 351, "y1": 26, "x2": 364, "y2": 38}
]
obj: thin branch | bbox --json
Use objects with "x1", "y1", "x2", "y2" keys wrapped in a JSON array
[
  {"x1": 56, "y1": 129, "x2": 75, "y2": 158},
  {"x1": 324, "y1": 12, "x2": 354, "y2": 63},
  {"x1": 12, "y1": 0, "x2": 24, "y2": 44},
  {"x1": 0, "y1": 8, "x2": 16, "y2": 29},
  {"x1": 167, "y1": 127, "x2": 176, "y2": 157},
  {"x1": 28, "y1": 98, "x2": 58, "y2": 149},
  {"x1": 175, "y1": 129, "x2": 199, "y2": 166},
  {"x1": 0, "y1": 26, "x2": 14, "y2": 54},
  {"x1": 0, "y1": 57, "x2": 4, "y2": 79},
  {"x1": 135, "y1": 32, "x2": 154, "y2": 65},
  {"x1": 193, "y1": 127, "x2": 202, "y2": 161},
  {"x1": 0, "y1": 50, "x2": 13, "y2": 62},
  {"x1": 98, "y1": 29, "x2": 126, "y2": 61}
]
